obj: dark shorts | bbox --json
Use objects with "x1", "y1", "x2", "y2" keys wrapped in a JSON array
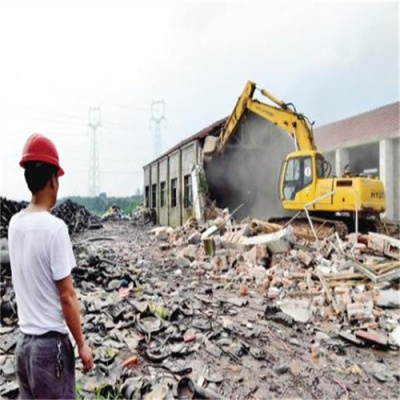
[{"x1": 16, "y1": 331, "x2": 76, "y2": 399}]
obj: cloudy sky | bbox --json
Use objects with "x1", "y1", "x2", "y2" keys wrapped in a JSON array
[{"x1": 0, "y1": 1, "x2": 398, "y2": 201}]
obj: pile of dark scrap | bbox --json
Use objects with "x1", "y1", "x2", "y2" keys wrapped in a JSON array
[
  {"x1": 0, "y1": 236, "x2": 18, "y2": 338},
  {"x1": 1, "y1": 210, "x2": 399, "y2": 399},
  {"x1": 0, "y1": 197, "x2": 29, "y2": 239},
  {"x1": 0, "y1": 199, "x2": 19, "y2": 328},
  {"x1": 0, "y1": 198, "x2": 28, "y2": 331},
  {"x1": 52, "y1": 199, "x2": 102, "y2": 234},
  {"x1": 0, "y1": 197, "x2": 101, "y2": 238}
]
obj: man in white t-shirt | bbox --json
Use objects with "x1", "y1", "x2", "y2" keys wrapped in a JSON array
[{"x1": 8, "y1": 134, "x2": 93, "y2": 399}]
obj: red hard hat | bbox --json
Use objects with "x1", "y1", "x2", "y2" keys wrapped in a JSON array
[{"x1": 19, "y1": 134, "x2": 65, "y2": 177}]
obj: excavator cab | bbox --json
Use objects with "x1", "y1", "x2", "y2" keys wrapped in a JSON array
[
  {"x1": 280, "y1": 149, "x2": 385, "y2": 215},
  {"x1": 280, "y1": 151, "x2": 327, "y2": 207}
]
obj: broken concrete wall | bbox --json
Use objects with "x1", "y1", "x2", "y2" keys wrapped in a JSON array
[
  {"x1": 205, "y1": 113, "x2": 294, "y2": 220},
  {"x1": 168, "y1": 150, "x2": 181, "y2": 227},
  {"x1": 159, "y1": 157, "x2": 169, "y2": 226},
  {"x1": 348, "y1": 142, "x2": 380, "y2": 176},
  {"x1": 181, "y1": 142, "x2": 198, "y2": 223}
]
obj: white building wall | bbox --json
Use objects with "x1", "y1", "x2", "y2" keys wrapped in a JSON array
[
  {"x1": 380, "y1": 138, "x2": 394, "y2": 220},
  {"x1": 392, "y1": 137, "x2": 400, "y2": 221},
  {"x1": 330, "y1": 135, "x2": 398, "y2": 221},
  {"x1": 335, "y1": 148, "x2": 350, "y2": 177}
]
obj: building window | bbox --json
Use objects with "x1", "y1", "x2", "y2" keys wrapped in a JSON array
[
  {"x1": 184, "y1": 174, "x2": 192, "y2": 208},
  {"x1": 152, "y1": 184, "x2": 157, "y2": 208},
  {"x1": 160, "y1": 181, "x2": 166, "y2": 208},
  {"x1": 171, "y1": 178, "x2": 177, "y2": 207},
  {"x1": 145, "y1": 186, "x2": 149, "y2": 208}
]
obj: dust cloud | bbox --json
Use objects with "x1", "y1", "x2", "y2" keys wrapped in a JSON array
[{"x1": 205, "y1": 112, "x2": 295, "y2": 220}]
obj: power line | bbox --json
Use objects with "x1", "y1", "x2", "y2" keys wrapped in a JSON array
[
  {"x1": 0, "y1": 110, "x2": 87, "y2": 127},
  {"x1": 49, "y1": 87, "x2": 149, "y2": 111},
  {"x1": 101, "y1": 171, "x2": 143, "y2": 175},
  {"x1": 67, "y1": 170, "x2": 143, "y2": 175},
  {"x1": 1, "y1": 107, "x2": 148, "y2": 130},
  {"x1": 1, "y1": 103, "x2": 87, "y2": 121}
]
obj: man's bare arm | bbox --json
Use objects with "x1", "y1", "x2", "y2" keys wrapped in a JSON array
[{"x1": 56, "y1": 275, "x2": 93, "y2": 371}]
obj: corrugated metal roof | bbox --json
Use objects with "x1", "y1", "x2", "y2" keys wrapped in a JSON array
[
  {"x1": 143, "y1": 117, "x2": 227, "y2": 168},
  {"x1": 315, "y1": 101, "x2": 399, "y2": 150}
]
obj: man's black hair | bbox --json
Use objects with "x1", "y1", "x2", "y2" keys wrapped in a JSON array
[{"x1": 24, "y1": 162, "x2": 58, "y2": 194}]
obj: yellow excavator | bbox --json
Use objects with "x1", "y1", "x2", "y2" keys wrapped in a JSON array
[{"x1": 205, "y1": 80, "x2": 385, "y2": 228}]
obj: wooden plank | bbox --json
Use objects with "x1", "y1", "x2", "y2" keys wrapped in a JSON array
[
  {"x1": 317, "y1": 271, "x2": 341, "y2": 314},
  {"x1": 376, "y1": 262, "x2": 400, "y2": 275},
  {"x1": 328, "y1": 280, "x2": 369, "y2": 288},
  {"x1": 367, "y1": 261, "x2": 400, "y2": 272},
  {"x1": 325, "y1": 272, "x2": 365, "y2": 281}
]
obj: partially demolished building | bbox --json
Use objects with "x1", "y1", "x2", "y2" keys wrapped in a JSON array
[
  {"x1": 143, "y1": 101, "x2": 399, "y2": 226},
  {"x1": 143, "y1": 119, "x2": 226, "y2": 227}
]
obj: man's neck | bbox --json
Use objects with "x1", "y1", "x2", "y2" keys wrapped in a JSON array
[{"x1": 26, "y1": 193, "x2": 54, "y2": 212}]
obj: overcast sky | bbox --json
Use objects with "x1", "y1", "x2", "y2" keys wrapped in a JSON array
[{"x1": 0, "y1": 1, "x2": 398, "y2": 201}]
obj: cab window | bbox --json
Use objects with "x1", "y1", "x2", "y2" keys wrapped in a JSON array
[
  {"x1": 285, "y1": 158, "x2": 300, "y2": 181},
  {"x1": 316, "y1": 155, "x2": 325, "y2": 178},
  {"x1": 282, "y1": 156, "x2": 313, "y2": 200}
]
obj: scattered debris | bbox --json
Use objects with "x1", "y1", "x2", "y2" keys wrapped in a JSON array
[
  {"x1": 1, "y1": 201, "x2": 399, "y2": 399},
  {"x1": 100, "y1": 205, "x2": 127, "y2": 222},
  {"x1": 131, "y1": 206, "x2": 157, "y2": 226},
  {"x1": 368, "y1": 232, "x2": 400, "y2": 260}
]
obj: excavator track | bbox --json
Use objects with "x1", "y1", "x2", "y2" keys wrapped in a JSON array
[
  {"x1": 268, "y1": 215, "x2": 349, "y2": 241},
  {"x1": 269, "y1": 214, "x2": 399, "y2": 242}
]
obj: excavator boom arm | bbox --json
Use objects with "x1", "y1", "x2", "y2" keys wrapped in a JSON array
[
  {"x1": 246, "y1": 99, "x2": 316, "y2": 151},
  {"x1": 217, "y1": 80, "x2": 317, "y2": 152}
]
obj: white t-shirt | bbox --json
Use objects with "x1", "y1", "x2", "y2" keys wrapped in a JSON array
[{"x1": 8, "y1": 210, "x2": 76, "y2": 335}]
